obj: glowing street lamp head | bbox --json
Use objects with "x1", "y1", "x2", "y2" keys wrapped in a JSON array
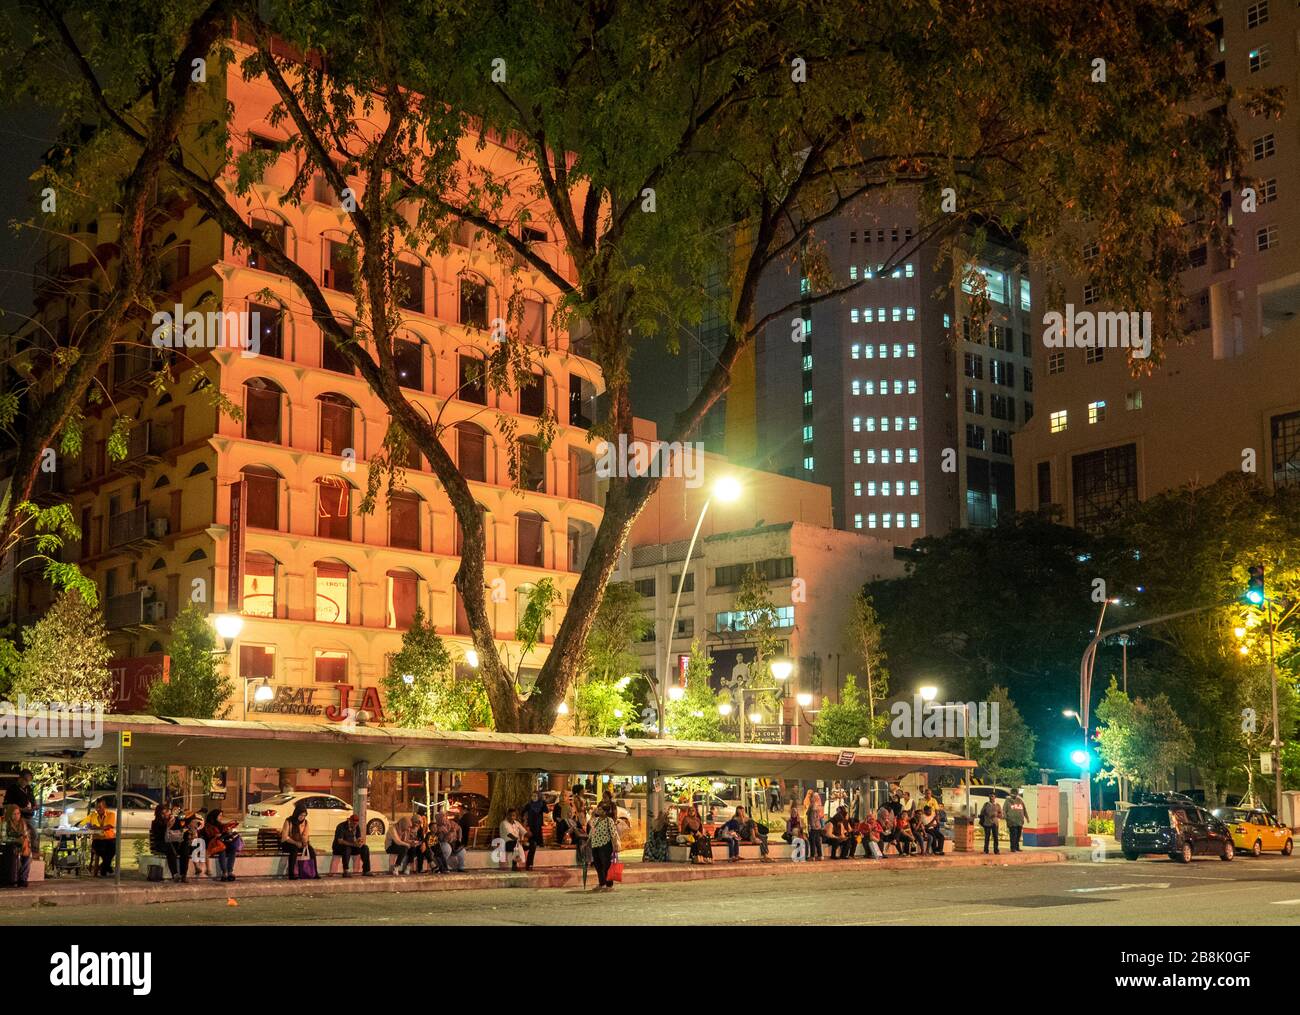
[
  {"x1": 1233, "y1": 627, "x2": 1247, "y2": 639},
  {"x1": 1070, "y1": 749, "x2": 1090, "y2": 769},
  {"x1": 712, "y1": 476, "x2": 742, "y2": 503},
  {"x1": 465, "y1": 648, "x2": 480, "y2": 669},
  {"x1": 717, "y1": 702, "x2": 733, "y2": 717},
  {"x1": 770, "y1": 658, "x2": 793, "y2": 681},
  {"x1": 253, "y1": 681, "x2": 275, "y2": 703},
  {"x1": 918, "y1": 685, "x2": 938, "y2": 702},
  {"x1": 796, "y1": 692, "x2": 813, "y2": 708},
  {"x1": 556, "y1": 701, "x2": 569, "y2": 716},
  {"x1": 748, "y1": 712, "x2": 763, "y2": 724},
  {"x1": 1062, "y1": 709, "x2": 1078, "y2": 718},
  {"x1": 214, "y1": 614, "x2": 244, "y2": 641},
  {"x1": 667, "y1": 685, "x2": 685, "y2": 702}
]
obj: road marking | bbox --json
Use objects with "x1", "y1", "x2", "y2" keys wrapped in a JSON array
[
  {"x1": 1070, "y1": 882, "x2": 1170, "y2": 893},
  {"x1": 1270, "y1": 899, "x2": 1300, "y2": 905}
]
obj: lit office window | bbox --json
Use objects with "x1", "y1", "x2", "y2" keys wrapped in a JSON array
[
  {"x1": 868, "y1": 514, "x2": 878, "y2": 529},
  {"x1": 910, "y1": 480, "x2": 919, "y2": 495},
  {"x1": 1088, "y1": 400, "x2": 1107, "y2": 424},
  {"x1": 908, "y1": 449, "x2": 918, "y2": 463},
  {"x1": 910, "y1": 513, "x2": 921, "y2": 528},
  {"x1": 1050, "y1": 409, "x2": 1068, "y2": 433},
  {"x1": 854, "y1": 513, "x2": 863, "y2": 529}
]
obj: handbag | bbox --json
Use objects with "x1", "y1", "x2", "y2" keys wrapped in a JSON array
[
  {"x1": 608, "y1": 860, "x2": 624, "y2": 883},
  {"x1": 165, "y1": 828, "x2": 183, "y2": 844},
  {"x1": 225, "y1": 832, "x2": 244, "y2": 854},
  {"x1": 297, "y1": 854, "x2": 317, "y2": 878}
]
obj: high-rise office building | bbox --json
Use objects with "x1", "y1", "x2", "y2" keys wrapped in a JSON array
[
  {"x1": 1014, "y1": 0, "x2": 1300, "y2": 521},
  {"x1": 727, "y1": 190, "x2": 1034, "y2": 538}
]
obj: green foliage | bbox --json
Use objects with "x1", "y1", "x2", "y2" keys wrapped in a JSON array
[
  {"x1": 846, "y1": 591, "x2": 890, "y2": 720},
  {"x1": 147, "y1": 604, "x2": 232, "y2": 719},
  {"x1": 581, "y1": 582, "x2": 651, "y2": 684},
  {"x1": 811, "y1": 674, "x2": 886, "y2": 748},
  {"x1": 572, "y1": 678, "x2": 639, "y2": 737},
  {"x1": 1095, "y1": 680, "x2": 1194, "y2": 793},
  {"x1": 12, "y1": 589, "x2": 112, "y2": 705},
  {"x1": 381, "y1": 608, "x2": 490, "y2": 731},
  {"x1": 665, "y1": 641, "x2": 732, "y2": 742},
  {"x1": 6, "y1": 502, "x2": 96, "y2": 604},
  {"x1": 515, "y1": 578, "x2": 561, "y2": 661},
  {"x1": 965, "y1": 686, "x2": 1037, "y2": 789}
]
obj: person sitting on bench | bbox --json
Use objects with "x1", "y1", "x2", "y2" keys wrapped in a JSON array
[
  {"x1": 280, "y1": 804, "x2": 319, "y2": 879},
  {"x1": 333, "y1": 814, "x2": 373, "y2": 876}
]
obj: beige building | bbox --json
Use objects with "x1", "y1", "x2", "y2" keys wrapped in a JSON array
[
  {"x1": 1014, "y1": 0, "x2": 1300, "y2": 519},
  {"x1": 620, "y1": 455, "x2": 902, "y2": 742}
]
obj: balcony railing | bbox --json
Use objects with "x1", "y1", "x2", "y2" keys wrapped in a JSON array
[
  {"x1": 107, "y1": 505, "x2": 154, "y2": 550},
  {"x1": 106, "y1": 590, "x2": 146, "y2": 629}
]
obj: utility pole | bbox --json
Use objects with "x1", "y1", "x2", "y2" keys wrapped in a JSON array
[{"x1": 1267, "y1": 595, "x2": 1282, "y2": 820}]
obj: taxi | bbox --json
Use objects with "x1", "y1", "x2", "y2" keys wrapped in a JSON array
[{"x1": 1211, "y1": 806, "x2": 1294, "y2": 857}]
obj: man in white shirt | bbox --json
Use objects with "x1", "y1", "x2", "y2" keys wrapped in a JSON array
[{"x1": 499, "y1": 808, "x2": 527, "y2": 871}]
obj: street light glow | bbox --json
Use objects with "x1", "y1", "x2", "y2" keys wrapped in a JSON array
[
  {"x1": 402, "y1": 673, "x2": 415, "y2": 685},
  {"x1": 465, "y1": 648, "x2": 479, "y2": 669},
  {"x1": 667, "y1": 685, "x2": 685, "y2": 701},
  {"x1": 1063, "y1": 709, "x2": 1078, "y2": 718},
  {"x1": 713, "y1": 476, "x2": 742, "y2": 503},
  {"x1": 796, "y1": 692, "x2": 813, "y2": 707},
  {"x1": 1070, "y1": 749, "x2": 1090, "y2": 769},
  {"x1": 770, "y1": 658, "x2": 793, "y2": 681},
  {"x1": 556, "y1": 701, "x2": 569, "y2": 715},
  {"x1": 1233, "y1": 627, "x2": 1247, "y2": 639},
  {"x1": 918, "y1": 685, "x2": 938, "y2": 702},
  {"x1": 214, "y1": 614, "x2": 244, "y2": 640},
  {"x1": 253, "y1": 681, "x2": 274, "y2": 703},
  {"x1": 748, "y1": 712, "x2": 763, "y2": 724},
  {"x1": 718, "y1": 702, "x2": 733, "y2": 717}
]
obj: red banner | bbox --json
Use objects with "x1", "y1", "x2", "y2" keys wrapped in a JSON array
[
  {"x1": 109, "y1": 653, "x2": 170, "y2": 713},
  {"x1": 228, "y1": 479, "x2": 246, "y2": 611}
]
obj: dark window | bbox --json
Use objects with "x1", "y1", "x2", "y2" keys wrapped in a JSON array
[
  {"x1": 671, "y1": 572, "x2": 695, "y2": 594},
  {"x1": 247, "y1": 219, "x2": 285, "y2": 271},
  {"x1": 1071, "y1": 443, "x2": 1139, "y2": 530},
  {"x1": 1023, "y1": 367, "x2": 1033, "y2": 393},
  {"x1": 389, "y1": 491, "x2": 420, "y2": 550},
  {"x1": 243, "y1": 468, "x2": 279, "y2": 529},
  {"x1": 992, "y1": 429, "x2": 1012, "y2": 456},
  {"x1": 456, "y1": 423, "x2": 487, "y2": 482},
  {"x1": 963, "y1": 353, "x2": 984, "y2": 380},
  {"x1": 714, "y1": 558, "x2": 794, "y2": 587},
  {"x1": 459, "y1": 277, "x2": 489, "y2": 329},
  {"x1": 249, "y1": 303, "x2": 283, "y2": 359},
  {"x1": 322, "y1": 329, "x2": 354, "y2": 374},
  {"x1": 245, "y1": 380, "x2": 282, "y2": 443},
  {"x1": 325, "y1": 240, "x2": 354, "y2": 292},
  {"x1": 394, "y1": 338, "x2": 423, "y2": 390},
  {"x1": 516, "y1": 513, "x2": 544, "y2": 568},
  {"x1": 518, "y1": 438, "x2": 546, "y2": 492},
  {"x1": 319, "y1": 395, "x2": 354, "y2": 456},
  {"x1": 395, "y1": 260, "x2": 424, "y2": 313},
  {"x1": 314, "y1": 650, "x2": 349, "y2": 682},
  {"x1": 519, "y1": 372, "x2": 545, "y2": 417},
  {"x1": 634, "y1": 578, "x2": 656, "y2": 597},
  {"x1": 965, "y1": 423, "x2": 986, "y2": 451},
  {"x1": 316, "y1": 479, "x2": 351, "y2": 540},
  {"x1": 569, "y1": 375, "x2": 594, "y2": 428},
  {"x1": 1271, "y1": 411, "x2": 1300, "y2": 488},
  {"x1": 458, "y1": 356, "x2": 486, "y2": 404},
  {"x1": 1037, "y1": 461, "x2": 1052, "y2": 507}
]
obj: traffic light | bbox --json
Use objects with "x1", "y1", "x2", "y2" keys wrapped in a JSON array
[{"x1": 1246, "y1": 564, "x2": 1266, "y2": 605}]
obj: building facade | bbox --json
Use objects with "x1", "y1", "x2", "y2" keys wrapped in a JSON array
[
  {"x1": 1014, "y1": 0, "x2": 1300, "y2": 520},
  {"x1": 7, "y1": 43, "x2": 604, "y2": 795},
  {"x1": 728, "y1": 189, "x2": 1035, "y2": 539}
]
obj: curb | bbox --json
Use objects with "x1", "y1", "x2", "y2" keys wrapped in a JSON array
[{"x1": 0, "y1": 850, "x2": 1065, "y2": 911}]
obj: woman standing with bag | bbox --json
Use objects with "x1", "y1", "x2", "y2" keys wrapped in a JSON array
[{"x1": 588, "y1": 802, "x2": 621, "y2": 891}]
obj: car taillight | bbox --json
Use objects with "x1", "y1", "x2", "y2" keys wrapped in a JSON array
[{"x1": 262, "y1": 809, "x2": 276, "y2": 817}]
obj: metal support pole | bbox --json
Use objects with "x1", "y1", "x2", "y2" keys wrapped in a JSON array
[
  {"x1": 661, "y1": 496, "x2": 712, "y2": 735},
  {"x1": 114, "y1": 733, "x2": 124, "y2": 887},
  {"x1": 352, "y1": 761, "x2": 369, "y2": 832},
  {"x1": 1268, "y1": 597, "x2": 1282, "y2": 819}
]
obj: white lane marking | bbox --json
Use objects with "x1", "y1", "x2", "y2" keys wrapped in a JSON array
[
  {"x1": 1070, "y1": 882, "x2": 1170, "y2": 893},
  {"x1": 1270, "y1": 899, "x2": 1300, "y2": 905}
]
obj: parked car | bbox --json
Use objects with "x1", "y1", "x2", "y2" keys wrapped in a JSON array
[
  {"x1": 241, "y1": 792, "x2": 391, "y2": 839},
  {"x1": 689, "y1": 793, "x2": 740, "y2": 823},
  {"x1": 39, "y1": 791, "x2": 161, "y2": 835},
  {"x1": 1211, "y1": 806, "x2": 1294, "y2": 857},
  {"x1": 1122, "y1": 795, "x2": 1234, "y2": 862},
  {"x1": 412, "y1": 792, "x2": 490, "y2": 829},
  {"x1": 542, "y1": 789, "x2": 633, "y2": 826}
]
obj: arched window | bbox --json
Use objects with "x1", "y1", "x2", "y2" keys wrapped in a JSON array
[
  {"x1": 395, "y1": 257, "x2": 425, "y2": 314},
  {"x1": 516, "y1": 511, "x2": 545, "y2": 568},
  {"x1": 386, "y1": 567, "x2": 419, "y2": 629},
  {"x1": 459, "y1": 271, "x2": 489, "y2": 329},
  {"x1": 457, "y1": 354, "x2": 486, "y2": 405},
  {"x1": 243, "y1": 551, "x2": 278, "y2": 618},
  {"x1": 455, "y1": 422, "x2": 488, "y2": 482},
  {"x1": 521, "y1": 295, "x2": 547, "y2": 347},
  {"x1": 245, "y1": 378, "x2": 284, "y2": 444},
  {"x1": 518, "y1": 436, "x2": 546, "y2": 493},
  {"x1": 318, "y1": 393, "x2": 354, "y2": 456},
  {"x1": 394, "y1": 334, "x2": 423, "y2": 391},
  {"x1": 568, "y1": 447, "x2": 596, "y2": 503},
  {"x1": 315, "y1": 477, "x2": 352, "y2": 540},
  {"x1": 389, "y1": 490, "x2": 421, "y2": 550},
  {"x1": 246, "y1": 216, "x2": 286, "y2": 273},
  {"x1": 242, "y1": 466, "x2": 281, "y2": 529},
  {"x1": 313, "y1": 559, "x2": 350, "y2": 624},
  {"x1": 518, "y1": 371, "x2": 545, "y2": 417},
  {"x1": 248, "y1": 302, "x2": 284, "y2": 359}
]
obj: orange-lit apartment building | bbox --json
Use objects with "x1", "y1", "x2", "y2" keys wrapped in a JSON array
[{"x1": 7, "y1": 41, "x2": 604, "y2": 795}]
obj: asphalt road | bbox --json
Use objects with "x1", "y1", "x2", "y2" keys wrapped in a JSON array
[{"x1": 7, "y1": 852, "x2": 1300, "y2": 925}]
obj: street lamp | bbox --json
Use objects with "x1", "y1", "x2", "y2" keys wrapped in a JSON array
[
  {"x1": 771, "y1": 658, "x2": 793, "y2": 682},
  {"x1": 214, "y1": 613, "x2": 243, "y2": 654},
  {"x1": 658, "y1": 476, "x2": 742, "y2": 734},
  {"x1": 918, "y1": 685, "x2": 938, "y2": 703},
  {"x1": 796, "y1": 692, "x2": 812, "y2": 708},
  {"x1": 717, "y1": 702, "x2": 733, "y2": 717},
  {"x1": 465, "y1": 648, "x2": 480, "y2": 669}
]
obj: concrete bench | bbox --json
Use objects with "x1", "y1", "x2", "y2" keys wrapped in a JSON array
[
  {"x1": 666, "y1": 839, "x2": 795, "y2": 862},
  {"x1": 135, "y1": 846, "x2": 585, "y2": 879}
]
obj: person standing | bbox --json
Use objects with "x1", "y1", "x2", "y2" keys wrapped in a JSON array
[
  {"x1": 1004, "y1": 790, "x2": 1027, "y2": 853},
  {"x1": 1, "y1": 804, "x2": 32, "y2": 887},
  {"x1": 588, "y1": 801, "x2": 620, "y2": 890},
  {"x1": 979, "y1": 794, "x2": 1003, "y2": 855},
  {"x1": 803, "y1": 786, "x2": 825, "y2": 861},
  {"x1": 523, "y1": 790, "x2": 548, "y2": 870},
  {"x1": 3, "y1": 770, "x2": 38, "y2": 857},
  {"x1": 553, "y1": 789, "x2": 573, "y2": 845},
  {"x1": 499, "y1": 808, "x2": 527, "y2": 871}
]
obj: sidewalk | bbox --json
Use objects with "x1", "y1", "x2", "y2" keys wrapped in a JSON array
[{"x1": 0, "y1": 848, "x2": 1065, "y2": 911}]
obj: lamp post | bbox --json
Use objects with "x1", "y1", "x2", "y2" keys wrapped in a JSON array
[
  {"x1": 213, "y1": 613, "x2": 246, "y2": 812},
  {"x1": 658, "y1": 475, "x2": 742, "y2": 735},
  {"x1": 920, "y1": 685, "x2": 972, "y2": 814}
]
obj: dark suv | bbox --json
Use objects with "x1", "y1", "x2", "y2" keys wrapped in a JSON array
[{"x1": 1121, "y1": 795, "x2": 1235, "y2": 863}]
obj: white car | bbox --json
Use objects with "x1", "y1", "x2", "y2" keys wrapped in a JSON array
[
  {"x1": 241, "y1": 792, "x2": 391, "y2": 839},
  {"x1": 39, "y1": 791, "x2": 162, "y2": 835}
]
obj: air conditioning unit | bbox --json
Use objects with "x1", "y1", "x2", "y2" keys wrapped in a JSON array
[
  {"x1": 150, "y1": 518, "x2": 170, "y2": 539},
  {"x1": 136, "y1": 582, "x2": 155, "y2": 599},
  {"x1": 146, "y1": 601, "x2": 167, "y2": 623}
]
